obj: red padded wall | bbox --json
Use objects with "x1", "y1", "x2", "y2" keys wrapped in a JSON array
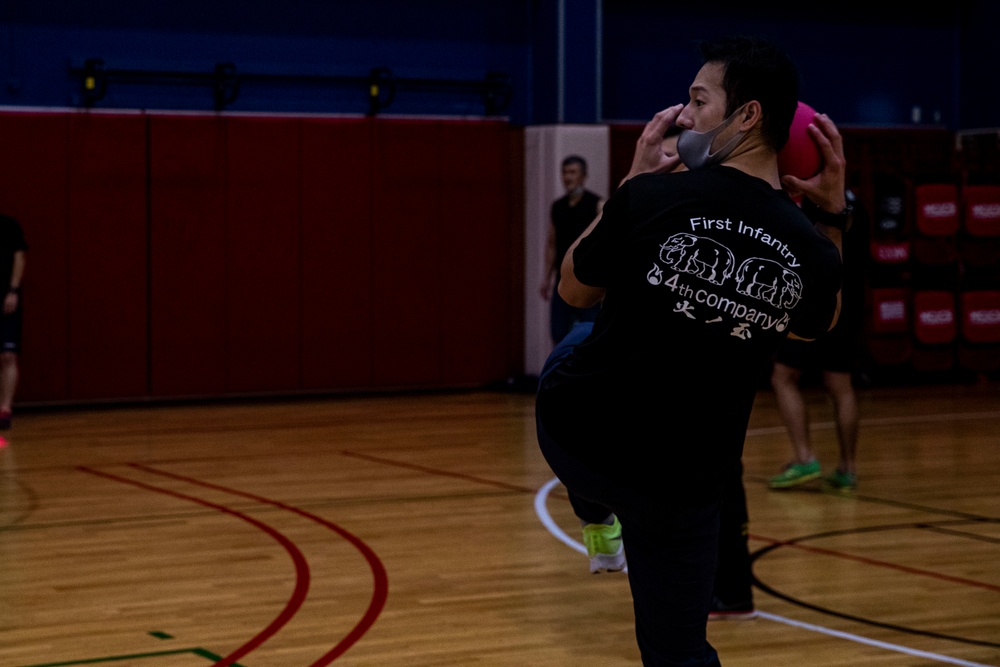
[
  {"x1": 370, "y1": 119, "x2": 447, "y2": 387},
  {"x1": 67, "y1": 112, "x2": 149, "y2": 401},
  {"x1": 299, "y1": 118, "x2": 374, "y2": 390},
  {"x1": 368, "y1": 118, "x2": 516, "y2": 388},
  {"x1": 225, "y1": 117, "x2": 301, "y2": 394},
  {"x1": 0, "y1": 110, "x2": 520, "y2": 405},
  {"x1": 609, "y1": 123, "x2": 644, "y2": 189},
  {"x1": 0, "y1": 112, "x2": 71, "y2": 402},
  {"x1": 436, "y1": 120, "x2": 514, "y2": 385},
  {"x1": 148, "y1": 115, "x2": 228, "y2": 397}
]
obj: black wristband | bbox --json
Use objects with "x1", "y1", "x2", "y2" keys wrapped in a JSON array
[
  {"x1": 8, "y1": 286, "x2": 19, "y2": 295},
  {"x1": 803, "y1": 197, "x2": 853, "y2": 232}
]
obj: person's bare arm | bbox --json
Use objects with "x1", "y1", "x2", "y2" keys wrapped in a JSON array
[
  {"x1": 539, "y1": 222, "x2": 557, "y2": 300},
  {"x1": 4, "y1": 250, "x2": 25, "y2": 315}
]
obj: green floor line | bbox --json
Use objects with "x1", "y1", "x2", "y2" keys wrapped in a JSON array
[
  {"x1": 19, "y1": 647, "x2": 244, "y2": 667},
  {"x1": 192, "y1": 648, "x2": 243, "y2": 665}
]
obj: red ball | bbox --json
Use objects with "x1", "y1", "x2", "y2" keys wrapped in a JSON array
[{"x1": 777, "y1": 101, "x2": 822, "y2": 179}]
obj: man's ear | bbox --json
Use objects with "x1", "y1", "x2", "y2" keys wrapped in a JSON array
[{"x1": 739, "y1": 101, "x2": 763, "y2": 131}]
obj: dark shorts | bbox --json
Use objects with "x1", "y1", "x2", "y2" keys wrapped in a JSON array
[
  {"x1": 0, "y1": 304, "x2": 23, "y2": 354},
  {"x1": 776, "y1": 318, "x2": 857, "y2": 374}
]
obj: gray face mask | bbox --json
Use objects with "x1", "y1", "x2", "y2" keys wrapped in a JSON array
[{"x1": 676, "y1": 105, "x2": 748, "y2": 170}]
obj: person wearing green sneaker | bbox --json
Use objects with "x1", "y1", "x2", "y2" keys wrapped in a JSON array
[
  {"x1": 536, "y1": 36, "x2": 845, "y2": 667},
  {"x1": 768, "y1": 190, "x2": 867, "y2": 493}
]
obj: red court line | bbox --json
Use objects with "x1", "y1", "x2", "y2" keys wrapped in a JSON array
[
  {"x1": 749, "y1": 532, "x2": 1000, "y2": 594},
  {"x1": 130, "y1": 463, "x2": 388, "y2": 667},
  {"x1": 77, "y1": 466, "x2": 310, "y2": 667}
]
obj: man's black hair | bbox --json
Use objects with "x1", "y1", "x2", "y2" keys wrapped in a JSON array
[
  {"x1": 698, "y1": 35, "x2": 799, "y2": 152},
  {"x1": 561, "y1": 155, "x2": 588, "y2": 174}
]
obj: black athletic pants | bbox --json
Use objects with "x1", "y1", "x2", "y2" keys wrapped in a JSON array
[
  {"x1": 714, "y1": 462, "x2": 754, "y2": 607},
  {"x1": 536, "y1": 322, "x2": 724, "y2": 667}
]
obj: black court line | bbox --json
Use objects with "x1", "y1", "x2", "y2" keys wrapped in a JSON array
[
  {"x1": 750, "y1": 518, "x2": 1000, "y2": 649},
  {"x1": 921, "y1": 524, "x2": 1000, "y2": 545},
  {"x1": 745, "y1": 476, "x2": 1000, "y2": 522},
  {"x1": 0, "y1": 476, "x2": 40, "y2": 528}
]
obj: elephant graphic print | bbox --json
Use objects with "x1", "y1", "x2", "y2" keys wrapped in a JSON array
[{"x1": 647, "y1": 231, "x2": 801, "y2": 339}]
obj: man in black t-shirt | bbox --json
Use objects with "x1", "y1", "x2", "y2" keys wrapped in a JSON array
[
  {"x1": 0, "y1": 214, "x2": 27, "y2": 430},
  {"x1": 535, "y1": 36, "x2": 845, "y2": 666},
  {"x1": 540, "y1": 155, "x2": 604, "y2": 343}
]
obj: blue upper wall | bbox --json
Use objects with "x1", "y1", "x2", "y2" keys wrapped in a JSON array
[
  {"x1": 603, "y1": 4, "x2": 960, "y2": 128},
  {"x1": 0, "y1": 0, "x2": 535, "y2": 118},
  {"x1": 0, "y1": 0, "x2": 996, "y2": 130}
]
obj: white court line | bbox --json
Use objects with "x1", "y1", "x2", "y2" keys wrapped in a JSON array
[
  {"x1": 756, "y1": 612, "x2": 995, "y2": 667},
  {"x1": 534, "y1": 478, "x2": 580, "y2": 553},
  {"x1": 533, "y1": 477, "x2": 995, "y2": 667}
]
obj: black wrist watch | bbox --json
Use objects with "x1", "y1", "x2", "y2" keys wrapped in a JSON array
[
  {"x1": 803, "y1": 197, "x2": 854, "y2": 232},
  {"x1": 8, "y1": 286, "x2": 19, "y2": 295}
]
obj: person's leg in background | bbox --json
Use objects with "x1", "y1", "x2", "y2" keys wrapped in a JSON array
[
  {"x1": 821, "y1": 369, "x2": 859, "y2": 491},
  {"x1": 0, "y1": 307, "x2": 22, "y2": 429},
  {"x1": 768, "y1": 358, "x2": 821, "y2": 489}
]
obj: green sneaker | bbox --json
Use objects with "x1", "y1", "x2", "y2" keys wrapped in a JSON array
[
  {"x1": 768, "y1": 460, "x2": 821, "y2": 489},
  {"x1": 823, "y1": 470, "x2": 857, "y2": 492},
  {"x1": 582, "y1": 516, "x2": 626, "y2": 573}
]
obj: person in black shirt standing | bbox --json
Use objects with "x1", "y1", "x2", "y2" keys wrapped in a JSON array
[{"x1": 540, "y1": 155, "x2": 604, "y2": 344}]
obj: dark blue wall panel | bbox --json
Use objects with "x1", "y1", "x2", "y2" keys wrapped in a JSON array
[
  {"x1": 600, "y1": 4, "x2": 972, "y2": 129},
  {"x1": 0, "y1": 1, "x2": 996, "y2": 129},
  {"x1": 1, "y1": 1, "x2": 532, "y2": 121}
]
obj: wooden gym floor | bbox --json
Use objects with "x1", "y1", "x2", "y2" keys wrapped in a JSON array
[{"x1": 1, "y1": 380, "x2": 998, "y2": 666}]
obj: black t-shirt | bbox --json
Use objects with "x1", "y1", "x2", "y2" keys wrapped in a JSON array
[
  {"x1": 551, "y1": 190, "x2": 601, "y2": 274},
  {"x1": 538, "y1": 166, "x2": 842, "y2": 495},
  {"x1": 0, "y1": 215, "x2": 28, "y2": 290}
]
